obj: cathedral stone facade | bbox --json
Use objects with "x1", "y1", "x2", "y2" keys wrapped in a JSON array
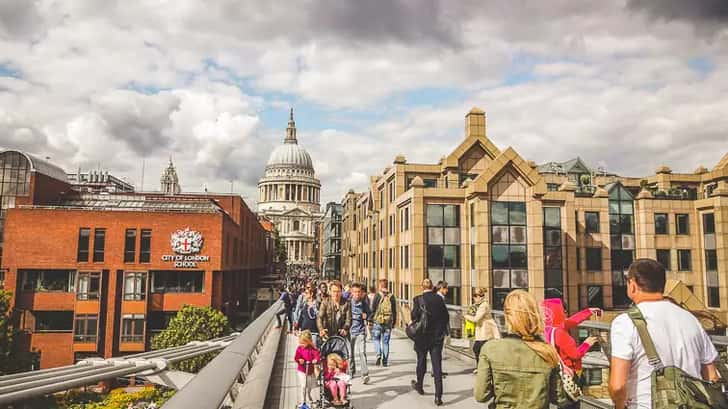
[{"x1": 258, "y1": 110, "x2": 322, "y2": 265}]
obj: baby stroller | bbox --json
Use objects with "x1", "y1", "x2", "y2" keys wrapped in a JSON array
[{"x1": 315, "y1": 335, "x2": 353, "y2": 409}]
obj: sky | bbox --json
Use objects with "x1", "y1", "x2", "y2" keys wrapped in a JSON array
[{"x1": 1, "y1": 0, "x2": 727, "y2": 206}]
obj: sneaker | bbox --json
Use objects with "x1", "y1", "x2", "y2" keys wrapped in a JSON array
[
  {"x1": 375, "y1": 357, "x2": 381, "y2": 366},
  {"x1": 382, "y1": 360, "x2": 388, "y2": 367},
  {"x1": 363, "y1": 375, "x2": 370, "y2": 384},
  {"x1": 411, "y1": 380, "x2": 424, "y2": 395},
  {"x1": 473, "y1": 369, "x2": 478, "y2": 374}
]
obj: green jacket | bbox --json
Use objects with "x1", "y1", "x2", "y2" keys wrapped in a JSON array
[{"x1": 474, "y1": 335, "x2": 569, "y2": 409}]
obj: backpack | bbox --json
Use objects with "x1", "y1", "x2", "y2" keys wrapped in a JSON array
[
  {"x1": 374, "y1": 293, "x2": 393, "y2": 325},
  {"x1": 627, "y1": 306, "x2": 728, "y2": 409},
  {"x1": 406, "y1": 296, "x2": 429, "y2": 340}
]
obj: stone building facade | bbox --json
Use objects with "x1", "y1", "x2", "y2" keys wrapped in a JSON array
[
  {"x1": 320, "y1": 202, "x2": 342, "y2": 280},
  {"x1": 340, "y1": 108, "x2": 728, "y2": 320},
  {"x1": 257, "y1": 110, "x2": 322, "y2": 266}
]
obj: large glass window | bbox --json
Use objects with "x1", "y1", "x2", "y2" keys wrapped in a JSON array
[
  {"x1": 427, "y1": 204, "x2": 461, "y2": 305},
  {"x1": 124, "y1": 272, "x2": 147, "y2": 300},
  {"x1": 121, "y1": 314, "x2": 145, "y2": 342},
  {"x1": 151, "y1": 271, "x2": 203, "y2": 293},
  {"x1": 77, "y1": 272, "x2": 100, "y2": 300},
  {"x1": 140, "y1": 229, "x2": 152, "y2": 263},
  {"x1": 74, "y1": 314, "x2": 98, "y2": 342},
  {"x1": 124, "y1": 229, "x2": 136, "y2": 263},
  {"x1": 586, "y1": 248, "x2": 602, "y2": 272},
  {"x1": 21, "y1": 269, "x2": 75, "y2": 292},
  {"x1": 586, "y1": 285, "x2": 604, "y2": 309},
  {"x1": 656, "y1": 249, "x2": 671, "y2": 271},
  {"x1": 492, "y1": 202, "x2": 527, "y2": 310},
  {"x1": 77, "y1": 228, "x2": 91, "y2": 262},
  {"x1": 677, "y1": 250, "x2": 691, "y2": 271},
  {"x1": 93, "y1": 229, "x2": 106, "y2": 262},
  {"x1": 609, "y1": 185, "x2": 634, "y2": 308},
  {"x1": 704, "y1": 212, "x2": 719, "y2": 308},
  {"x1": 654, "y1": 213, "x2": 668, "y2": 235},
  {"x1": 543, "y1": 207, "x2": 562, "y2": 300},
  {"x1": 35, "y1": 311, "x2": 73, "y2": 332},
  {"x1": 676, "y1": 214, "x2": 689, "y2": 235},
  {"x1": 585, "y1": 212, "x2": 600, "y2": 233}
]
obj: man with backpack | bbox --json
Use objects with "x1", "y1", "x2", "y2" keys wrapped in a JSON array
[
  {"x1": 410, "y1": 278, "x2": 449, "y2": 406},
  {"x1": 371, "y1": 278, "x2": 397, "y2": 367},
  {"x1": 608, "y1": 258, "x2": 723, "y2": 409}
]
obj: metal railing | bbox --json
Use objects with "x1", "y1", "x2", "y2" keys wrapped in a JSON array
[{"x1": 162, "y1": 300, "x2": 283, "y2": 409}]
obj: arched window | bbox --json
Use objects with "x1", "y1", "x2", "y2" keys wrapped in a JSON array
[{"x1": 293, "y1": 220, "x2": 300, "y2": 231}]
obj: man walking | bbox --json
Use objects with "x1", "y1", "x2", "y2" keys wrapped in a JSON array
[
  {"x1": 371, "y1": 278, "x2": 397, "y2": 367},
  {"x1": 275, "y1": 286, "x2": 293, "y2": 332},
  {"x1": 349, "y1": 283, "x2": 371, "y2": 384},
  {"x1": 609, "y1": 259, "x2": 720, "y2": 409},
  {"x1": 317, "y1": 281, "x2": 352, "y2": 340},
  {"x1": 410, "y1": 278, "x2": 449, "y2": 406}
]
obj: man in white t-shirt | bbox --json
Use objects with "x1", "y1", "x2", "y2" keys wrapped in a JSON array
[{"x1": 608, "y1": 258, "x2": 720, "y2": 409}]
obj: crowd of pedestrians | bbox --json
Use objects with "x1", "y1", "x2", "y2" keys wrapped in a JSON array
[{"x1": 281, "y1": 257, "x2": 728, "y2": 408}]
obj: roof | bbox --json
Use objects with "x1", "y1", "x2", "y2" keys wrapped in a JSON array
[
  {"x1": 58, "y1": 194, "x2": 221, "y2": 213},
  {"x1": 259, "y1": 220, "x2": 275, "y2": 232},
  {"x1": 0, "y1": 150, "x2": 69, "y2": 183}
]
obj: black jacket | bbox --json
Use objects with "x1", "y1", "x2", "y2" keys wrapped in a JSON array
[
  {"x1": 412, "y1": 291, "x2": 449, "y2": 343},
  {"x1": 371, "y1": 291, "x2": 398, "y2": 326}
]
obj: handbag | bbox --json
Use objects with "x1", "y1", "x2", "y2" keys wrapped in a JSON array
[
  {"x1": 406, "y1": 297, "x2": 428, "y2": 340},
  {"x1": 549, "y1": 328, "x2": 582, "y2": 401}
]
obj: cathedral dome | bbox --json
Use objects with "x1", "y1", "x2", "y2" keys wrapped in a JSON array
[{"x1": 266, "y1": 143, "x2": 313, "y2": 170}]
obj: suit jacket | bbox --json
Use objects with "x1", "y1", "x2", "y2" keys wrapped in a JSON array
[{"x1": 411, "y1": 291, "x2": 449, "y2": 344}]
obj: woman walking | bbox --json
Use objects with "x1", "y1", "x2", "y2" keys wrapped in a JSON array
[
  {"x1": 474, "y1": 289, "x2": 569, "y2": 408},
  {"x1": 463, "y1": 288, "x2": 500, "y2": 374}
]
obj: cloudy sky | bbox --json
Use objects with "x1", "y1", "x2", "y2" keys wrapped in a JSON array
[{"x1": 1, "y1": 1, "x2": 727, "y2": 206}]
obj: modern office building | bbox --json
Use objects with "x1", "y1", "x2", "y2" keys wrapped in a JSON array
[
  {"x1": 257, "y1": 109, "x2": 322, "y2": 266},
  {"x1": 340, "y1": 108, "x2": 728, "y2": 320},
  {"x1": 0, "y1": 150, "x2": 271, "y2": 368},
  {"x1": 320, "y1": 202, "x2": 342, "y2": 280}
]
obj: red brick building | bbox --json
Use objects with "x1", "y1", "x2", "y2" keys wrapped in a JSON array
[{"x1": 0, "y1": 149, "x2": 272, "y2": 368}]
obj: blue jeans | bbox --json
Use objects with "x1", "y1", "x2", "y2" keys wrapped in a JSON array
[{"x1": 372, "y1": 324, "x2": 391, "y2": 363}]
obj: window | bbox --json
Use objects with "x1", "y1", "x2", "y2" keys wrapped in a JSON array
[
  {"x1": 654, "y1": 213, "x2": 668, "y2": 235},
  {"x1": 389, "y1": 215, "x2": 394, "y2": 236},
  {"x1": 704, "y1": 213, "x2": 719, "y2": 307},
  {"x1": 93, "y1": 229, "x2": 106, "y2": 262},
  {"x1": 35, "y1": 311, "x2": 73, "y2": 332},
  {"x1": 427, "y1": 204, "x2": 461, "y2": 304},
  {"x1": 547, "y1": 183, "x2": 560, "y2": 192},
  {"x1": 379, "y1": 220, "x2": 383, "y2": 239},
  {"x1": 379, "y1": 189, "x2": 384, "y2": 209},
  {"x1": 609, "y1": 185, "x2": 634, "y2": 308},
  {"x1": 423, "y1": 179, "x2": 437, "y2": 188},
  {"x1": 491, "y1": 202, "x2": 527, "y2": 310},
  {"x1": 583, "y1": 368, "x2": 603, "y2": 386},
  {"x1": 21, "y1": 269, "x2": 75, "y2": 292},
  {"x1": 74, "y1": 314, "x2": 98, "y2": 342},
  {"x1": 140, "y1": 229, "x2": 152, "y2": 263},
  {"x1": 388, "y1": 182, "x2": 394, "y2": 202},
  {"x1": 124, "y1": 272, "x2": 147, "y2": 300},
  {"x1": 703, "y1": 213, "x2": 716, "y2": 234},
  {"x1": 586, "y1": 285, "x2": 604, "y2": 309},
  {"x1": 151, "y1": 271, "x2": 203, "y2": 293},
  {"x1": 121, "y1": 314, "x2": 145, "y2": 343},
  {"x1": 77, "y1": 228, "x2": 91, "y2": 262},
  {"x1": 585, "y1": 212, "x2": 600, "y2": 233},
  {"x1": 124, "y1": 229, "x2": 137, "y2": 263},
  {"x1": 676, "y1": 214, "x2": 689, "y2": 235},
  {"x1": 389, "y1": 248, "x2": 393, "y2": 269},
  {"x1": 148, "y1": 311, "x2": 176, "y2": 332},
  {"x1": 293, "y1": 220, "x2": 300, "y2": 231},
  {"x1": 77, "y1": 272, "x2": 100, "y2": 300},
  {"x1": 543, "y1": 207, "x2": 562, "y2": 300},
  {"x1": 677, "y1": 249, "x2": 691, "y2": 271},
  {"x1": 586, "y1": 248, "x2": 602, "y2": 271},
  {"x1": 404, "y1": 245, "x2": 409, "y2": 269},
  {"x1": 656, "y1": 249, "x2": 671, "y2": 271}
]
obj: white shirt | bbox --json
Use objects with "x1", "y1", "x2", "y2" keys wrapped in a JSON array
[{"x1": 610, "y1": 300, "x2": 718, "y2": 408}]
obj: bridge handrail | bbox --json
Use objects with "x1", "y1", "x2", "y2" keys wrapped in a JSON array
[{"x1": 162, "y1": 300, "x2": 283, "y2": 409}]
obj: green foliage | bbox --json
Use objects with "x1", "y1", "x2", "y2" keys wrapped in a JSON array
[
  {"x1": 151, "y1": 305, "x2": 230, "y2": 373},
  {"x1": 275, "y1": 237, "x2": 288, "y2": 262},
  {"x1": 0, "y1": 289, "x2": 39, "y2": 375},
  {"x1": 58, "y1": 386, "x2": 174, "y2": 409}
]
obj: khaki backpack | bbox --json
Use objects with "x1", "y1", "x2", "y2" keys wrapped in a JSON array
[{"x1": 374, "y1": 293, "x2": 393, "y2": 325}]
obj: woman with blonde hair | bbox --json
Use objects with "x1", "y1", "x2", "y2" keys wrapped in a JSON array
[
  {"x1": 463, "y1": 287, "x2": 500, "y2": 374},
  {"x1": 474, "y1": 289, "x2": 569, "y2": 408}
]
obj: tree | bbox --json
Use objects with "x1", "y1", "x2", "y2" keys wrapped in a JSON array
[
  {"x1": 0, "y1": 289, "x2": 38, "y2": 375},
  {"x1": 150, "y1": 305, "x2": 230, "y2": 373}
]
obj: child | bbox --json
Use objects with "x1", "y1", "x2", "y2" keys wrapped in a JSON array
[
  {"x1": 294, "y1": 330, "x2": 320, "y2": 408},
  {"x1": 324, "y1": 353, "x2": 350, "y2": 406}
]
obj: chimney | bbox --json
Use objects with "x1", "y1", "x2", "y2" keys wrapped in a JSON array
[{"x1": 465, "y1": 107, "x2": 486, "y2": 138}]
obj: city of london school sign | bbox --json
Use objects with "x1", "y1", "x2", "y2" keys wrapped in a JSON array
[{"x1": 161, "y1": 227, "x2": 210, "y2": 268}]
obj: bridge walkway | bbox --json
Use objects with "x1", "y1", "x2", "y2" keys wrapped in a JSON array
[{"x1": 266, "y1": 330, "x2": 484, "y2": 409}]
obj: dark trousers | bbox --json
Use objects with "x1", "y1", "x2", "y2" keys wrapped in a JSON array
[
  {"x1": 472, "y1": 340, "x2": 486, "y2": 365},
  {"x1": 276, "y1": 308, "x2": 293, "y2": 328},
  {"x1": 415, "y1": 340, "x2": 444, "y2": 399}
]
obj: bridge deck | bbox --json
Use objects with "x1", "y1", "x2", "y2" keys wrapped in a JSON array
[{"x1": 266, "y1": 330, "x2": 485, "y2": 409}]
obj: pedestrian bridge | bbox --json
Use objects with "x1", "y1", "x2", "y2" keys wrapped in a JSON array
[{"x1": 1, "y1": 300, "x2": 668, "y2": 409}]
